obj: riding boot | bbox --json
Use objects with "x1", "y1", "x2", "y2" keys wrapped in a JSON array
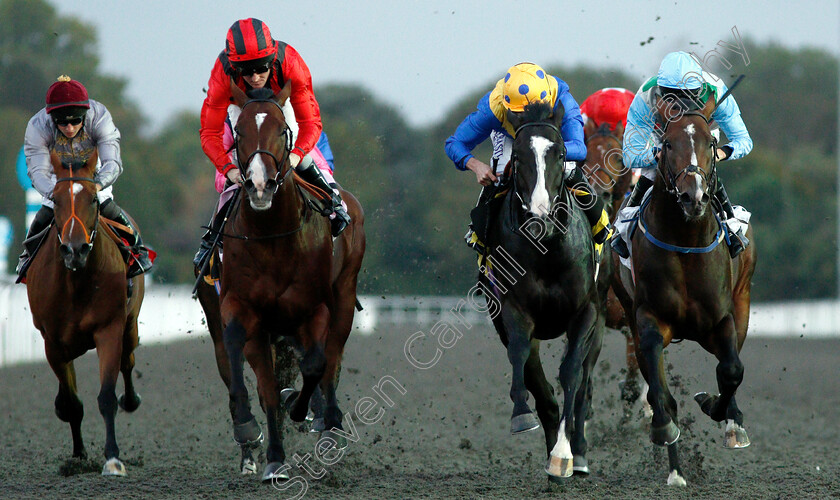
[
  {"x1": 101, "y1": 200, "x2": 154, "y2": 278},
  {"x1": 714, "y1": 180, "x2": 748, "y2": 258},
  {"x1": 465, "y1": 184, "x2": 497, "y2": 253},
  {"x1": 193, "y1": 204, "x2": 228, "y2": 269},
  {"x1": 16, "y1": 205, "x2": 54, "y2": 277},
  {"x1": 565, "y1": 165, "x2": 612, "y2": 245},
  {"x1": 610, "y1": 175, "x2": 653, "y2": 258},
  {"x1": 296, "y1": 162, "x2": 351, "y2": 236}
]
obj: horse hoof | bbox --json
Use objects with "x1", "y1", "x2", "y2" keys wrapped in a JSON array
[
  {"x1": 280, "y1": 388, "x2": 298, "y2": 409},
  {"x1": 321, "y1": 429, "x2": 348, "y2": 450},
  {"x1": 309, "y1": 417, "x2": 326, "y2": 433},
  {"x1": 241, "y1": 457, "x2": 258, "y2": 475},
  {"x1": 545, "y1": 455, "x2": 573, "y2": 479},
  {"x1": 261, "y1": 462, "x2": 291, "y2": 483},
  {"x1": 694, "y1": 391, "x2": 724, "y2": 420},
  {"x1": 572, "y1": 455, "x2": 589, "y2": 475},
  {"x1": 101, "y1": 457, "x2": 127, "y2": 477},
  {"x1": 667, "y1": 469, "x2": 687, "y2": 487},
  {"x1": 118, "y1": 393, "x2": 141, "y2": 412},
  {"x1": 510, "y1": 413, "x2": 540, "y2": 435},
  {"x1": 724, "y1": 419, "x2": 751, "y2": 449},
  {"x1": 233, "y1": 418, "x2": 263, "y2": 446},
  {"x1": 650, "y1": 420, "x2": 680, "y2": 446}
]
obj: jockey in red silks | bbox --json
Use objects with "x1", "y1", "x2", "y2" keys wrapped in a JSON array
[
  {"x1": 580, "y1": 87, "x2": 635, "y2": 132},
  {"x1": 194, "y1": 18, "x2": 350, "y2": 268}
]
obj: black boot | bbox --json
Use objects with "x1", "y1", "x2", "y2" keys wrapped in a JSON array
[
  {"x1": 193, "y1": 201, "x2": 230, "y2": 270},
  {"x1": 714, "y1": 180, "x2": 748, "y2": 258},
  {"x1": 102, "y1": 201, "x2": 153, "y2": 278},
  {"x1": 15, "y1": 205, "x2": 54, "y2": 280},
  {"x1": 610, "y1": 176, "x2": 654, "y2": 258},
  {"x1": 296, "y1": 162, "x2": 351, "y2": 236},
  {"x1": 465, "y1": 184, "x2": 497, "y2": 253},
  {"x1": 566, "y1": 166, "x2": 612, "y2": 245}
]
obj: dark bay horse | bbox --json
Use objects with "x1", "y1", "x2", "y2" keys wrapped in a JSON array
[
  {"x1": 206, "y1": 81, "x2": 364, "y2": 481},
  {"x1": 614, "y1": 97, "x2": 757, "y2": 486},
  {"x1": 581, "y1": 120, "x2": 641, "y2": 405},
  {"x1": 26, "y1": 151, "x2": 144, "y2": 476},
  {"x1": 480, "y1": 101, "x2": 604, "y2": 480}
]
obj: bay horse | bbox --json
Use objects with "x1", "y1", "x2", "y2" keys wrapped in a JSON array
[
  {"x1": 208, "y1": 81, "x2": 365, "y2": 481},
  {"x1": 26, "y1": 150, "x2": 144, "y2": 476},
  {"x1": 614, "y1": 96, "x2": 756, "y2": 486},
  {"x1": 581, "y1": 120, "x2": 641, "y2": 405},
  {"x1": 480, "y1": 100, "x2": 604, "y2": 480}
]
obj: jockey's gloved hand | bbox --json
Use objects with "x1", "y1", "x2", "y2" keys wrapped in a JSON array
[{"x1": 289, "y1": 153, "x2": 301, "y2": 169}]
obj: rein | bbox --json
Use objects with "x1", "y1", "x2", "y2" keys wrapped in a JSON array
[
  {"x1": 201, "y1": 194, "x2": 305, "y2": 241},
  {"x1": 637, "y1": 194, "x2": 726, "y2": 254},
  {"x1": 54, "y1": 176, "x2": 99, "y2": 245}
]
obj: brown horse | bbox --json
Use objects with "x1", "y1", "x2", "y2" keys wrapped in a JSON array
[
  {"x1": 26, "y1": 151, "x2": 144, "y2": 476},
  {"x1": 613, "y1": 96, "x2": 757, "y2": 486},
  {"x1": 581, "y1": 120, "x2": 641, "y2": 405},
  {"x1": 203, "y1": 81, "x2": 365, "y2": 481}
]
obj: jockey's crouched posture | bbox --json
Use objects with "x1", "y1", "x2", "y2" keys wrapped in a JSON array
[
  {"x1": 194, "y1": 18, "x2": 350, "y2": 270},
  {"x1": 17, "y1": 76, "x2": 153, "y2": 280},
  {"x1": 613, "y1": 51, "x2": 753, "y2": 259},
  {"x1": 444, "y1": 63, "x2": 611, "y2": 253}
]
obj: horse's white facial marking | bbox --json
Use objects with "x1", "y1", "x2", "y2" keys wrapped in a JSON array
[
  {"x1": 71, "y1": 183, "x2": 83, "y2": 196},
  {"x1": 685, "y1": 123, "x2": 698, "y2": 166},
  {"x1": 529, "y1": 135, "x2": 553, "y2": 216},
  {"x1": 690, "y1": 172, "x2": 705, "y2": 199},
  {"x1": 248, "y1": 154, "x2": 268, "y2": 191},
  {"x1": 255, "y1": 112, "x2": 267, "y2": 132},
  {"x1": 549, "y1": 418, "x2": 572, "y2": 459}
]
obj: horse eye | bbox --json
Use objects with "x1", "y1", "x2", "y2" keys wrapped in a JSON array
[{"x1": 663, "y1": 140, "x2": 672, "y2": 150}]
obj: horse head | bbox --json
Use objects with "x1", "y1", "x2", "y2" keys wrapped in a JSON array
[
  {"x1": 583, "y1": 120, "x2": 627, "y2": 212},
  {"x1": 506, "y1": 100, "x2": 567, "y2": 219},
  {"x1": 655, "y1": 94, "x2": 717, "y2": 220},
  {"x1": 229, "y1": 79, "x2": 293, "y2": 211},
  {"x1": 51, "y1": 150, "x2": 100, "y2": 271}
]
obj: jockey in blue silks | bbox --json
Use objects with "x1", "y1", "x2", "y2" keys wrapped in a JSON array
[
  {"x1": 613, "y1": 51, "x2": 753, "y2": 259},
  {"x1": 445, "y1": 62, "x2": 611, "y2": 252}
]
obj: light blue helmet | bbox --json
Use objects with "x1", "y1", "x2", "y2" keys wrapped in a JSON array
[{"x1": 657, "y1": 51, "x2": 703, "y2": 90}]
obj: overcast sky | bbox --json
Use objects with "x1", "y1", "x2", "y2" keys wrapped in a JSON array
[{"x1": 55, "y1": 0, "x2": 838, "y2": 133}]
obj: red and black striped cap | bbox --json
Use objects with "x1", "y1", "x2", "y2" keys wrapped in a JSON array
[{"x1": 225, "y1": 18, "x2": 277, "y2": 63}]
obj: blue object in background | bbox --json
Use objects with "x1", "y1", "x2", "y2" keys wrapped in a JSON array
[
  {"x1": 316, "y1": 132, "x2": 335, "y2": 170},
  {"x1": 16, "y1": 147, "x2": 31, "y2": 190}
]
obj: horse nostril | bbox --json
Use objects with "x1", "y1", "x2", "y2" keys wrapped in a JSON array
[
  {"x1": 79, "y1": 244, "x2": 92, "y2": 258},
  {"x1": 59, "y1": 244, "x2": 72, "y2": 259},
  {"x1": 244, "y1": 179, "x2": 255, "y2": 191},
  {"x1": 701, "y1": 193, "x2": 710, "y2": 204},
  {"x1": 679, "y1": 192, "x2": 692, "y2": 205}
]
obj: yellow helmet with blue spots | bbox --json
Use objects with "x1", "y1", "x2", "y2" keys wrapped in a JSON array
[{"x1": 502, "y1": 63, "x2": 551, "y2": 112}]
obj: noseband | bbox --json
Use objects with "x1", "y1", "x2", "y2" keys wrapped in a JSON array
[
  {"x1": 236, "y1": 98, "x2": 294, "y2": 193},
  {"x1": 658, "y1": 111, "x2": 718, "y2": 196},
  {"x1": 54, "y1": 176, "x2": 100, "y2": 245}
]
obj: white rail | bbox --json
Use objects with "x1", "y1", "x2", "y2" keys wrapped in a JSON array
[{"x1": 0, "y1": 276, "x2": 835, "y2": 367}]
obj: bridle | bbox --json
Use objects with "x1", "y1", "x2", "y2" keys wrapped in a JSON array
[
  {"x1": 658, "y1": 110, "x2": 718, "y2": 197},
  {"x1": 235, "y1": 97, "x2": 294, "y2": 194},
  {"x1": 54, "y1": 175, "x2": 99, "y2": 246},
  {"x1": 510, "y1": 120, "x2": 567, "y2": 215},
  {"x1": 584, "y1": 124, "x2": 624, "y2": 189}
]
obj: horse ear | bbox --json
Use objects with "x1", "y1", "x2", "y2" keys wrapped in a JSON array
[
  {"x1": 583, "y1": 119, "x2": 597, "y2": 139},
  {"x1": 276, "y1": 79, "x2": 292, "y2": 106},
  {"x1": 700, "y1": 93, "x2": 716, "y2": 120},
  {"x1": 506, "y1": 109, "x2": 523, "y2": 131},
  {"x1": 553, "y1": 102, "x2": 565, "y2": 128},
  {"x1": 229, "y1": 78, "x2": 248, "y2": 107},
  {"x1": 614, "y1": 120, "x2": 625, "y2": 140}
]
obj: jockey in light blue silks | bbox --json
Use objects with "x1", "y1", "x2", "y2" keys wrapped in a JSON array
[
  {"x1": 445, "y1": 62, "x2": 611, "y2": 253},
  {"x1": 612, "y1": 51, "x2": 753, "y2": 259}
]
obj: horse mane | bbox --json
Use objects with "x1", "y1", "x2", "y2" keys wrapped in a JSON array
[
  {"x1": 518, "y1": 100, "x2": 554, "y2": 125},
  {"x1": 246, "y1": 87, "x2": 274, "y2": 100}
]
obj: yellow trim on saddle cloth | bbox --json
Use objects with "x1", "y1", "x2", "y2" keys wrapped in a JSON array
[
  {"x1": 489, "y1": 77, "x2": 560, "y2": 137},
  {"x1": 203, "y1": 253, "x2": 220, "y2": 286}
]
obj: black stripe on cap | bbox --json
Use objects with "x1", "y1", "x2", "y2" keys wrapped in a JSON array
[
  {"x1": 251, "y1": 18, "x2": 267, "y2": 51},
  {"x1": 230, "y1": 21, "x2": 246, "y2": 55}
]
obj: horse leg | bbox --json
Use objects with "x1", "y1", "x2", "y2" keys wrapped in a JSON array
[
  {"x1": 45, "y1": 343, "x2": 86, "y2": 459},
  {"x1": 117, "y1": 317, "x2": 141, "y2": 413},
  {"x1": 501, "y1": 307, "x2": 539, "y2": 435},
  {"x1": 522, "y1": 340, "x2": 560, "y2": 457},
  {"x1": 243, "y1": 337, "x2": 290, "y2": 482},
  {"x1": 570, "y1": 312, "x2": 605, "y2": 476},
  {"x1": 285, "y1": 306, "x2": 329, "y2": 423},
  {"x1": 636, "y1": 308, "x2": 679, "y2": 445},
  {"x1": 223, "y1": 318, "x2": 263, "y2": 452},
  {"x1": 619, "y1": 325, "x2": 642, "y2": 405},
  {"x1": 694, "y1": 315, "x2": 748, "y2": 447},
  {"x1": 318, "y1": 334, "x2": 351, "y2": 448},
  {"x1": 96, "y1": 327, "x2": 127, "y2": 476},
  {"x1": 547, "y1": 303, "x2": 596, "y2": 480}
]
